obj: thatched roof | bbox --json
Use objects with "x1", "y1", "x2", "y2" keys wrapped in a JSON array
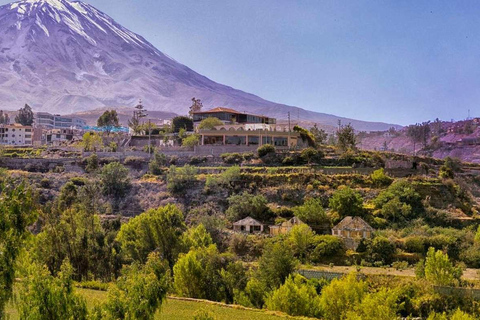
[{"x1": 233, "y1": 216, "x2": 263, "y2": 226}]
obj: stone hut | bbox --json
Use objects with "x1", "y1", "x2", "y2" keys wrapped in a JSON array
[
  {"x1": 233, "y1": 216, "x2": 264, "y2": 233},
  {"x1": 332, "y1": 216, "x2": 374, "y2": 250},
  {"x1": 269, "y1": 216, "x2": 305, "y2": 236}
]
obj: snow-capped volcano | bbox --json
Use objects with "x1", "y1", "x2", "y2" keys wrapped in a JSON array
[{"x1": 0, "y1": 0, "x2": 399, "y2": 131}]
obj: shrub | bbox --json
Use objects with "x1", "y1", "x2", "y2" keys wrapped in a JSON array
[
  {"x1": 265, "y1": 274, "x2": 321, "y2": 318},
  {"x1": 257, "y1": 144, "x2": 275, "y2": 157},
  {"x1": 100, "y1": 162, "x2": 131, "y2": 199},
  {"x1": 370, "y1": 168, "x2": 393, "y2": 187},
  {"x1": 193, "y1": 309, "x2": 216, "y2": 320},
  {"x1": 221, "y1": 153, "x2": 244, "y2": 164},
  {"x1": 182, "y1": 134, "x2": 200, "y2": 148},
  {"x1": 225, "y1": 192, "x2": 272, "y2": 222},
  {"x1": 424, "y1": 247, "x2": 462, "y2": 286},
  {"x1": 124, "y1": 156, "x2": 145, "y2": 169},
  {"x1": 84, "y1": 153, "x2": 99, "y2": 173},
  {"x1": 311, "y1": 235, "x2": 345, "y2": 262},
  {"x1": 301, "y1": 147, "x2": 324, "y2": 164},
  {"x1": 39, "y1": 178, "x2": 51, "y2": 189},
  {"x1": 293, "y1": 198, "x2": 330, "y2": 226},
  {"x1": 166, "y1": 165, "x2": 198, "y2": 193},
  {"x1": 329, "y1": 186, "x2": 364, "y2": 218},
  {"x1": 189, "y1": 156, "x2": 207, "y2": 165},
  {"x1": 143, "y1": 144, "x2": 155, "y2": 153},
  {"x1": 148, "y1": 152, "x2": 167, "y2": 175}
]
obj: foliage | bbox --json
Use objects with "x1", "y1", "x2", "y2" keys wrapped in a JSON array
[
  {"x1": 310, "y1": 235, "x2": 345, "y2": 263},
  {"x1": 18, "y1": 260, "x2": 88, "y2": 320},
  {"x1": 0, "y1": 180, "x2": 37, "y2": 318},
  {"x1": 81, "y1": 132, "x2": 103, "y2": 152},
  {"x1": 205, "y1": 166, "x2": 241, "y2": 192},
  {"x1": 97, "y1": 110, "x2": 120, "y2": 133},
  {"x1": 172, "y1": 116, "x2": 194, "y2": 133},
  {"x1": 0, "y1": 110, "x2": 10, "y2": 125},
  {"x1": 370, "y1": 168, "x2": 393, "y2": 187},
  {"x1": 225, "y1": 192, "x2": 271, "y2": 222},
  {"x1": 92, "y1": 252, "x2": 170, "y2": 320},
  {"x1": 407, "y1": 122, "x2": 431, "y2": 153},
  {"x1": 310, "y1": 124, "x2": 328, "y2": 145},
  {"x1": 424, "y1": 247, "x2": 462, "y2": 286},
  {"x1": 319, "y1": 273, "x2": 367, "y2": 320},
  {"x1": 189, "y1": 98, "x2": 203, "y2": 117},
  {"x1": 193, "y1": 309, "x2": 216, "y2": 320},
  {"x1": 173, "y1": 245, "x2": 246, "y2": 303},
  {"x1": 15, "y1": 103, "x2": 34, "y2": 126},
  {"x1": 337, "y1": 124, "x2": 357, "y2": 151},
  {"x1": 300, "y1": 147, "x2": 324, "y2": 164},
  {"x1": 256, "y1": 242, "x2": 297, "y2": 290},
  {"x1": 221, "y1": 153, "x2": 244, "y2": 164},
  {"x1": 116, "y1": 204, "x2": 186, "y2": 267},
  {"x1": 293, "y1": 125, "x2": 316, "y2": 147},
  {"x1": 257, "y1": 144, "x2": 275, "y2": 158},
  {"x1": 100, "y1": 162, "x2": 131, "y2": 199},
  {"x1": 287, "y1": 224, "x2": 316, "y2": 263},
  {"x1": 265, "y1": 274, "x2": 321, "y2": 318},
  {"x1": 365, "y1": 236, "x2": 396, "y2": 265},
  {"x1": 149, "y1": 152, "x2": 168, "y2": 175},
  {"x1": 198, "y1": 117, "x2": 223, "y2": 130},
  {"x1": 293, "y1": 198, "x2": 330, "y2": 226},
  {"x1": 166, "y1": 165, "x2": 198, "y2": 193},
  {"x1": 84, "y1": 153, "x2": 99, "y2": 173},
  {"x1": 182, "y1": 224, "x2": 213, "y2": 251},
  {"x1": 345, "y1": 288, "x2": 399, "y2": 320},
  {"x1": 329, "y1": 186, "x2": 364, "y2": 218},
  {"x1": 440, "y1": 157, "x2": 462, "y2": 179},
  {"x1": 182, "y1": 134, "x2": 200, "y2": 148},
  {"x1": 128, "y1": 100, "x2": 147, "y2": 135}
]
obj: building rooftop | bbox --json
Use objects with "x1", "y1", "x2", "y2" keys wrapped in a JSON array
[
  {"x1": 193, "y1": 107, "x2": 269, "y2": 119},
  {"x1": 233, "y1": 216, "x2": 264, "y2": 226},
  {"x1": 332, "y1": 216, "x2": 374, "y2": 232}
]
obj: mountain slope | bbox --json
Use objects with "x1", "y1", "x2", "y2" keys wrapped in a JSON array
[{"x1": 0, "y1": 0, "x2": 400, "y2": 131}]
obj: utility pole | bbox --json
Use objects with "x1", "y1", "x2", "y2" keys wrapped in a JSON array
[{"x1": 148, "y1": 119, "x2": 152, "y2": 158}]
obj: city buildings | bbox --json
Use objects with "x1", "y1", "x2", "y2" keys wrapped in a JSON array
[
  {"x1": 0, "y1": 124, "x2": 42, "y2": 146},
  {"x1": 34, "y1": 112, "x2": 86, "y2": 130}
]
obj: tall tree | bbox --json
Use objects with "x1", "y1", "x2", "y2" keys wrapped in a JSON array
[
  {"x1": 337, "y1": 123, "x2": 357, "y2": 151},
  {"x1": 0, "y1": 111, "x2": 9, "y2": 125},
  {"x1": 310, "y1": 124, "x2": 328, "y2": 145},
  {"x1": 407, "y1": 122, "x2": 430, "y2": 154},
  {"x1": 15, "y1": 104, "x2": 34, "y2": 126},
  {"x1": 97, "y1": 110, "x2": 120, "y2": 134},
  {"x1": 189, "y1": 97, "x2": 203, "y2": 118},
  {"x1": 172, "y1": 116, "x2": 194, "y2": 133},
  {"x1": 128, "y1": 100, "x2": 147, "y2": 135}
]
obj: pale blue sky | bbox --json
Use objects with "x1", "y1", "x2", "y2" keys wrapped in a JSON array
[{"x1": 3, "y1": 0, "x2": 480, "y2": 125}]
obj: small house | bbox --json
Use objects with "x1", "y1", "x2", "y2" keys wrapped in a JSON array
[
  {"x1": 233, "y1": 217, "x2": 264, "y2": 233},
  {"x1": 269, "y1": 216, "x2": 305, "y2": 236},
  {"x1": 332, "y1": 216, "x2": 374, "y2": 250}
]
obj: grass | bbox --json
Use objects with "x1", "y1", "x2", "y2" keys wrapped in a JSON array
[{"x1": 6, "y1": 288, "x2": 312, "y2": 320}]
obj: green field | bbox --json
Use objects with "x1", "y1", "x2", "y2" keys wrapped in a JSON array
[{"x1": 6, "y1": 288, "x2": 311, "y2": 320}]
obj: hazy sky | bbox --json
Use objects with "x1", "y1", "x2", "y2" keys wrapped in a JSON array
[{"x1": 2, "y1": 0, "x2": 480, "y2": 125}]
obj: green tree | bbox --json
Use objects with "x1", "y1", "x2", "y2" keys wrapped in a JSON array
[
  {"x1": 301, "y1": 147, "x2": 323, "y2": 164},
  {"x1": 166, "y1": 165, "x2": 198, "y2": 194},
  {"x1": 116, "y1": 204, "x2": 186, "y2": 267},
  {"x1": 310, "y1": 124, "x2": 328, "y2": 145},
  {"x1": 293, "y1": 198, "x2": 330, "y2": 226},
  {"x1": 0, "y1": 180, "x2": 37, "y2": 318},
  {"x1": 329, "y1": 186, "x2": 364, "y2": 218},
  {"x1": 337, "y1": 124, "x2": 357, "y2": 151},
  {"x1": 424, "y1": 247, "x2": 462, "y2": 286},
  {"x1": 18, "y1": 260, "x2": 88, "y2": 320},
  {"x1": 182, "y1": 224, "x2": 213, "y2": 250},
  {"x1": 257, "y1": 242, "x2": 297, "y2": 290},
  {"x1": 265, "y1": 274, "x2": 321, "y2": 318},
  {"x1": 92, "y1": 252, "x2": 170, "y2": 320},
  {"x1": 100, "y1": 162, "x2": 131, "y2": 199},
  {"x1": 198, "y1": 117, "x2": 223, "y2": 130},
  {"x1": 374, "y1": 179, "x2": 423, "y2": 222},
  {"x1": 407, "y1": 122, "x2": 430, "y2": 154},
  {"x1": 189, "y1": 98, "x2": 203, "y2": 117},
  {"x1": 319, "y1": 272, "x2": 367, "y2": 320},
  {"x1": 97, "y1": 110, "x2": 120, "y2": 134},
  {"x1": 15, "y1": 103, "x2": 34, "y2": 126},
  {"x1": 287, "y1": 224, "x2": 316, "y2": 263},
  {"x1": 225, "y1": 192, "x2": 271, "y2": 222},
  {"x1": 0, "y1": 110, "x2": 10, "y2": 125},
  {"x1": 293, "y1": 125, "x2": 316, "y2": 147},
  {"x1": 80, "y1": 132, "x2": 103, "y2": 152},
  {"x1": 148, "y1": 152, "x2": 168, "y2": 175},
  {"x1": 128, "y1": 100, "x2": 147, "y2": 135},
  {"x1": 172, "y1": 116, "x2": 194, "y2": 133},
  {"x1": 257, "y1": 144, "x2": 275, "y2": 157},
  {"x1": 345, "y1": 288, "x2": 399, "y2": 320},
  {"x1": 370, "y1": 168, "x2": 393, "y2": 187},
  {"x1": 182, "y1": 134, "x2": 200, "y2": 148}
]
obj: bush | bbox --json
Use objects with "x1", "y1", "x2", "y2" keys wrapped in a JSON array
[
  {"x1": 166, "y1": 165, "x2": 198, "y2": 193},
  {"x1": 39, "y1": 178, "x2": 51, "y2": 189},
  {"x1": 257, "y1": 144, "x2": 275, "y2": 157},
  {"x1": 293, "y1": 198, "x2": 330, "y2": 226},
  {"x1": 182, "y1": 134, "x2": 200, "y2": 148},
  {"x1": 311, "y1": 235, "x2": 345, "y2": 262},
  {"x1": 265, "y1": 274, "x2": 321, "y2": 318},
  {"x1": 193, "y1": 309, "x2": 216, "y2": 320},
  {"x1": 370, "y1": 168, "x2": 393, "y2": 187},
  {"x1": 221, "y1": 153, "x2": 244, "y2": 164},
  {"x1": 149, "y1": 152, "x2": 167, "y2": 175},
  {"x1": 329, "y1": 186, "x2": 364, "y2": 218},
  {"x1": 301, "y1": 147, "x2": 324, "y2": 164},
  {"x1": 225, "y1": 192, "x2": 272, "y2": 222},
  {"x1": 143, "y1": 144, "x2": 155, "y2": 153},
  {"x1": 124, "y1": 156, "x2": 145, "y2": 169},
  {"x1": 84, "y1": 153, "x2": 99, "y2": 173},
  {"x1": 100, "y1": 162, "x2": 131, "y2": 199},
  {"x1": 189, "y1": 156, "x2": 207, "y2": 165}
]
